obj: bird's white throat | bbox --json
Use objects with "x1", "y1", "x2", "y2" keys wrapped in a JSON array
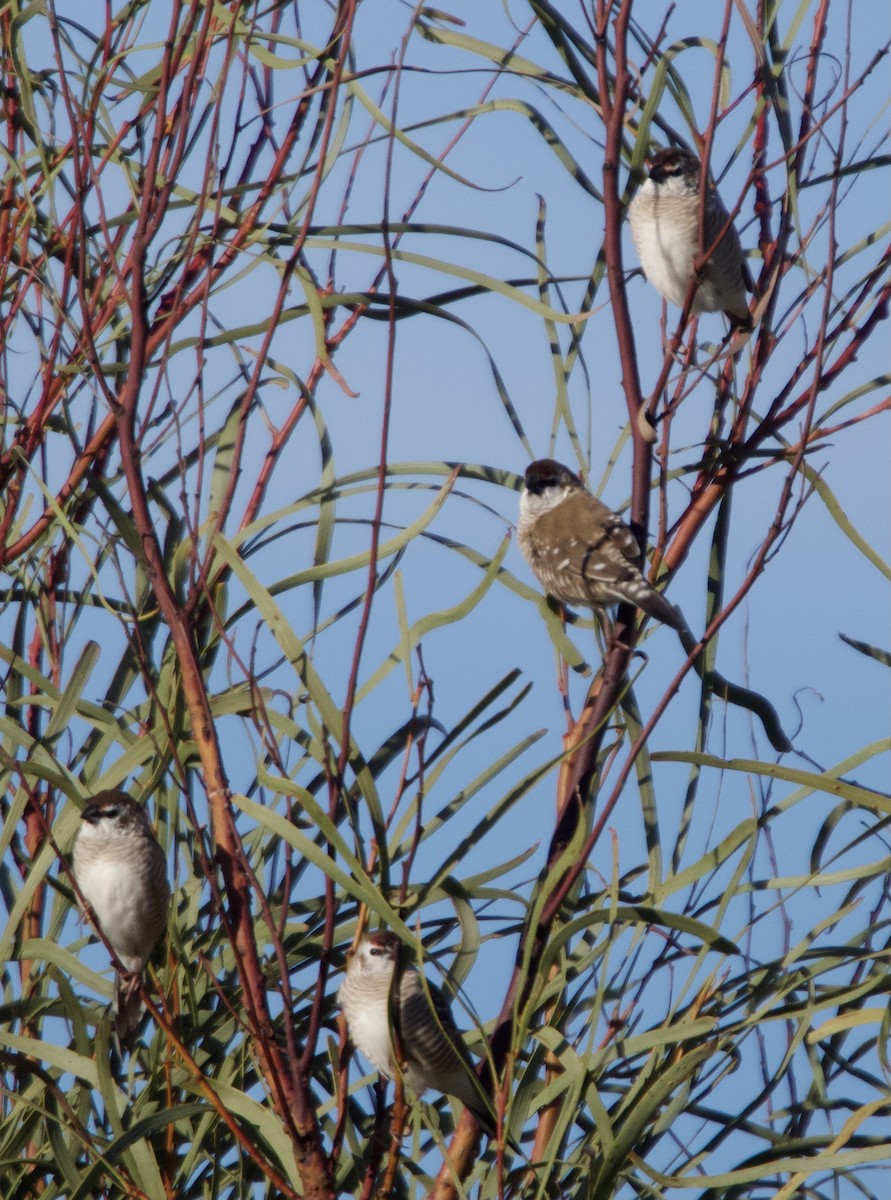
[
  {"x1": 640, "y1": 172, "x2": 693, "y2": 199},
  {"x1": 519, "y1": 485, "x2": 571, "y2": 529}
]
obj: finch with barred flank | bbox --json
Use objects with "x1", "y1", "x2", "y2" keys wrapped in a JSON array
[
  {"x1": 518, "y1": 458, "x2": 681, "y2": 630},
  {"x1": 72, "y1": 790, "x2": 170, "y2": 1045},
  {"x1": 338, "y1": 932, "x2": 494, "y2": 1132},
  {"x1": 629, "y1": 146, "x2": 753, "y2": 329}
]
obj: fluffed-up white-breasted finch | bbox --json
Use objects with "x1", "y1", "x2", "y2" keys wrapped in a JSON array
[
  {"x1": 629, "y1": 146, "x2": 753, "y2": 329},
  {"x1": 72, "y1": 790, "x2": 170, "y2": 1044},
  {"x1": 338, "y1": 931, "x2": 494, "y2": 1132},
  {"x1": 518, "y1": 458, "x2": 681, "y2": 630}
]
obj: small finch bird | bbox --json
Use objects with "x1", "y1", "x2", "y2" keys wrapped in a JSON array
[
  {"x1": 338, "y1": 932, "x2": 494, "y2": 1132},
  {"x1": 629, "y1": 146, "x2": 753, "y2": 329},
  {"x1": 72, "y1": 790, "x2": 170, "y2": 1044},
  {"x1": 518, "y1": 458, "x2": 681, "y2": 630}
]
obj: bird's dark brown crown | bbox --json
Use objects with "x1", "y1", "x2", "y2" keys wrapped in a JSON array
[
  {"x1": 647, "y1": 147, "x2": 701, "y2": 183},
  {"x1": 524, "y1": 458, "x2": 583, "y2": 495}
]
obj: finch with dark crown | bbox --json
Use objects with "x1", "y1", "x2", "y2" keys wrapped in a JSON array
[
  {"x1": 518, "y1": 458, "x2": 681, "y2": 630},
  {"x1": 72, "y1": 790, "x2": 169, "y2": 1044},
  {"x1": 338, "y1": 931, "x2": 494, "y2": 1132},
  {"x1": 629, "y1": 146, "x2": 753, "y2": 329}
]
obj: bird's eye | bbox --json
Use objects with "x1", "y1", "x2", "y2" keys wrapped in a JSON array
[
  {"x1": 103, "y1": 807, "x2": 120, "y2": 818},
  {"x1": 369, "y1": 946, "x2": 382, "y2": 956}
]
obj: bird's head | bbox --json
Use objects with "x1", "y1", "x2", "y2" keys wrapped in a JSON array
[
  {"x1": 354, "y1": 931, "x2": 401, "y2": 977},
  {"x1": 80, "y1": 790, "x2": 151, "y2": 838},
  {"x1": 646, "y1": 146, "x2": 701, "y2": 188},
  {"x1": 520, "y1": 458, "x2": 584, "y2": 520},
  {"x1": 524, "y1": 458, "x2": 583, "y2": 494}
]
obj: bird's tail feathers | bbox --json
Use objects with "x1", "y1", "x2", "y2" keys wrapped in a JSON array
[
  {"x1": 642, "y1": 589, "x2": 684, "y2": 631},
  {"x1": 727, "y1": 305, "x2": 754, "y2": 331},
  {"x1": 454, "y1": 1074, "x2": 497, "y2": 1136},
  {"x1": 113, "y1": 972, "x2": 147, "y2": 1048},
  {"x1": 463, "y1": 1086, "x2": 525, "y2": 1155}
]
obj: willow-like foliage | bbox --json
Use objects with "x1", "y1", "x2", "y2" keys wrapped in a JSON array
[{"x1": 0, "y1": 2, "x2": 888, "y2": 1198}]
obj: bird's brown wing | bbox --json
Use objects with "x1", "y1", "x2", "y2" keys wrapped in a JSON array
[
  {"x1": 144, "y1": 835, "x2": 172, "y2": 951},
  {"x1": 561, "y1": 494, "x2": 682, "y2": 628},
  {"x1": 702, "y1": 190, "x2": 753, "y2": 322},
  {"x1": 398, "y1": 972, "x2": 496, "y2": 1130},
  {"x1": 568, "y1": 493, "x2": 647, "y2": 590},
  {"x1": 398, "y1": 973, "x2": 470, "y2": 1076},
  {"x1": 597, "y1": 503, "x2": 646, "y2": 567}
]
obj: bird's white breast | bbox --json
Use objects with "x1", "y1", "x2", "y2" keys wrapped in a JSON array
[
  {"x1": 76, "y1": 856, "x2": 153, "y2": 972},
  {"x1": 630, "y1": 180, "x2": 700, "y2": 311},
  {"x1": 343, "y1": 999, "x2": 397, "y2": 1081}
]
